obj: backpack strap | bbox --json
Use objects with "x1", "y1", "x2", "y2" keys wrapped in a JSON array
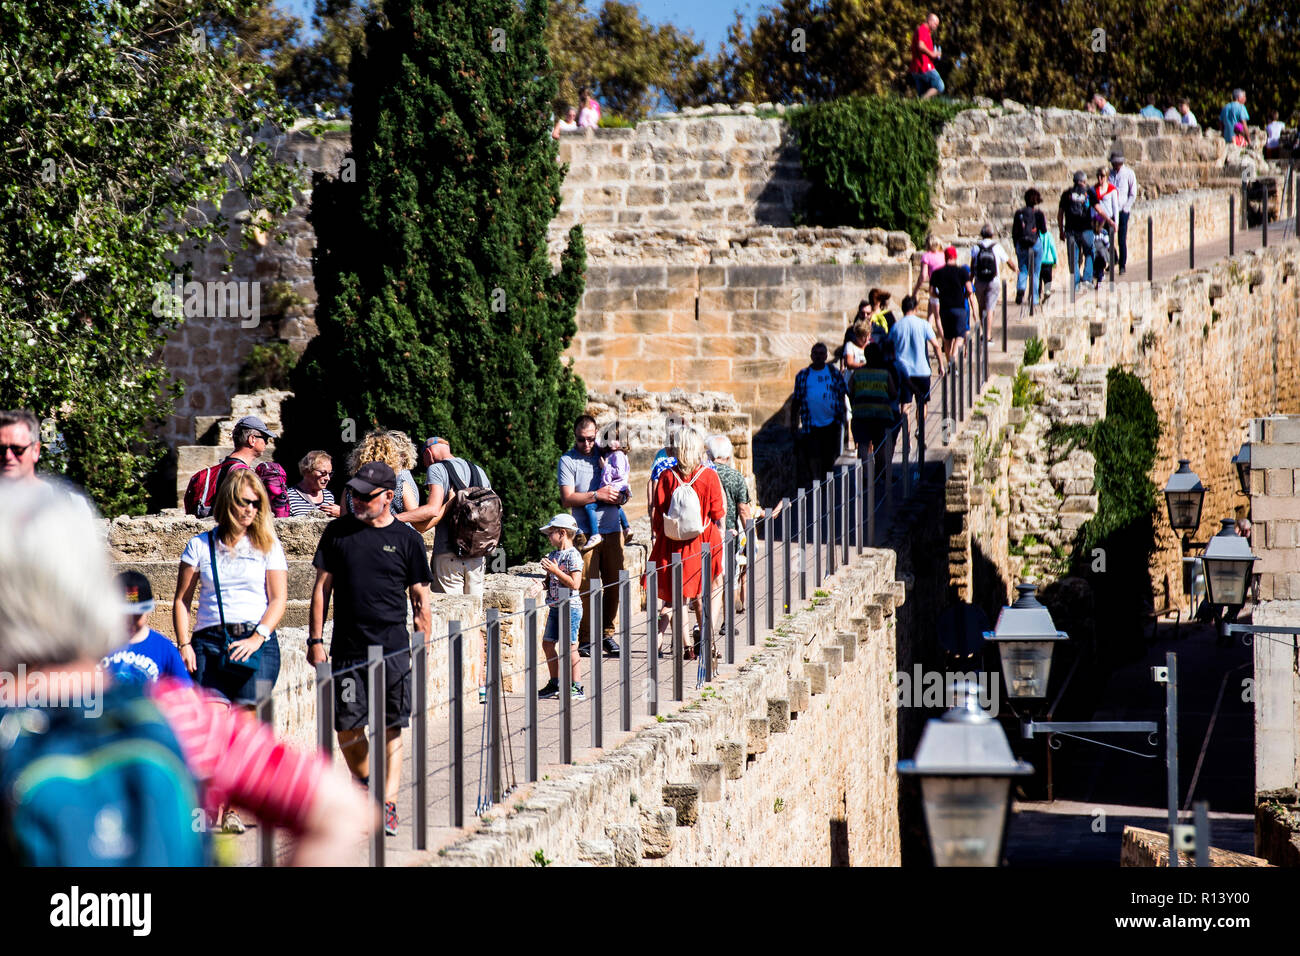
[{"x1": 442, "y1": 460, "x2": 468, "y2": 493}]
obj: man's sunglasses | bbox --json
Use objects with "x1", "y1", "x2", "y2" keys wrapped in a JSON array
[
  {"x1": 1, "y1": 442, "x2": 34, "y2": 458},
  {"x1": 352, "y1": 488, "x2": 387, "y2": 501}
]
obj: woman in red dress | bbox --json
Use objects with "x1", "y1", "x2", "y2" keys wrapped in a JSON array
[{"x1": 647, "y1": 428, "x2": 725, "y2": 658}]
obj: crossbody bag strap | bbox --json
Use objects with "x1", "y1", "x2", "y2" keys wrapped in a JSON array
[{"x1": 207, "y1": 530, "x2": 228, "y2": 633}]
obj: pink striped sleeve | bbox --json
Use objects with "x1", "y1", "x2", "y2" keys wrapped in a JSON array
[{"x1": 152, "y1": 678, "x2": 325, "y2": 833}]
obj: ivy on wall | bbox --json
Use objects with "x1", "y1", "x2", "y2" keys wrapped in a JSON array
[{"x1": 788, "y1": 96, "x2": 966, "y2": 246}]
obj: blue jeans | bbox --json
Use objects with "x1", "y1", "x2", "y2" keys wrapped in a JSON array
[
  {"x1": 1015, "y1": 241, "x2": 1043, "y2": 302},
  {"x1": 1066, "y1": 230, "x2": 1095, "y2": 285},
  {"x1": 583, "y1": 501, "x2": 629, "y2": 537},
  {"x1": 192, "y1": 625, "x2": 281, "y2": 707},
  {"x1": 543, "y1": 605, "x2": 584, "y2": 646},
  {"x1": 912, "y1": 69, "x2": 944, "y2": 96},
  {"x1": 1117, "y1": 210, "x2": 1130, "y2": 270}
]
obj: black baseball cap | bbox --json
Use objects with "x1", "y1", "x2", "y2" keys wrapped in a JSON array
[
  {"x1": 346, "y1": 461, "x2": 397, "y2": 494},
  {"x1": 118, "y1": 570, "x2": 155, "y2": 615}
]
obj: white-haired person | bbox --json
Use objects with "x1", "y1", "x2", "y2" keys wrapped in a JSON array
[
  {"x1": 0, "y1": 480, "x2": 370, "y2": 865},
  {"x1": 288, "y1": 449, "x2": 341, "y2": 517},
  {"x1": 173, "y1": 467, "x2": 288, "y2": 833},
  {"x1": 705, "y1": 435, "x2": 768, "y2": 617}
]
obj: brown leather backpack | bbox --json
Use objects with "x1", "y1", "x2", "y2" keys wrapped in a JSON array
[{"x1": 443, "y1": 461, "x2": 503, "y2": 559}]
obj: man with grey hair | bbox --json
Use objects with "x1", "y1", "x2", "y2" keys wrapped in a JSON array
[
  {"x1": 1220, "y1": 89, "x2": 1249, "y2": 144},
  {"x1": 706, "y1": 435, "x2": 765, "y2": 614},
  {"x1": 0, "y1": 408, "x2": 42, "y2": 484},
  {"x1": 186, "y1": 414, "x2": 274, "y2": 517}
]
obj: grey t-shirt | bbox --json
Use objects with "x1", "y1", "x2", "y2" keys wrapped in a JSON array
[
  {"x1": 426, "y1": 457, "x2": 492, "y2": 555},
  {"x1": 557, "y1": 448, "x2": 620, "y2": 534}
]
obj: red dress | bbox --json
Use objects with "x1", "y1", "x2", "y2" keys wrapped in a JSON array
[{"x1": 647, "y1": 465, "x2": 725, "y2": 602}]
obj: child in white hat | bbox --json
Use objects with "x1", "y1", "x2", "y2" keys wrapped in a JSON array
[{"x1": 538, "y1": 514, "x2": 586, "y2": 700}]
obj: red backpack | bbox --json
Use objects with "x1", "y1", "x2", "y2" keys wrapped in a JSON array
[
  {"x1": 256, "y1": 462, "x2": 291, "y2": 517},
  {"x1": 183, "y1": 457, "x2": 248, "y2": 518}
]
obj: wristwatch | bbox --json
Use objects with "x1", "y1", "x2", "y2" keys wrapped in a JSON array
[
  {"x1": 255, "y1": 623, "x2": 272, "y2": 640},
  {"x1": 307, "y1": 637, "x2": 325, "y2": 647}
]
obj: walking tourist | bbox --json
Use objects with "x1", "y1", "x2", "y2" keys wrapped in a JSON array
[
  {"x1": 308, "y1": 461, "x2": 433, "y2": 838},
  {"x1": 1139, "y1": 98, "x2": 1163, "y2": 119},
  {"x1": 577, "y1": 88, "x2": 601, "y2": 128},
  {"x1": 1220, "y1": 89, "x2": 1249, "y2": 144},
  {"x1": 1177, "y1": 99, "x2": 1198, "y2": 127},
  {"x1": 288, "y1": 450, "x2": 341, "y2": 516},
  {"x1": 558, "y1": 415, "x2": 624, "y2": 658},
  {"x1": 1091, "y1": 167, "x2": 1120, "y2": 286},
  {"x1": 909, "y1": 13, "x2": 943, "y2": 99},
  {"x1": 1012, "y1": 189, "x2": 1048, "y2": 305},
  {"x1": 1058, "y1": 171, "x2": 1096, "y2": 287},
  {"x1": 929, "y1": 246, "x2": 976, "y2": 360},
  {"x1": 969, "y1": 222, "x2": 1011, "y2": 335},
  {"x1": 706, "y1": 434, "x2": 763, "y2": 614},
  {"x1": 102, "y1": 571, "x2": 191, "y2": 686},
  {"x1": 344, "y1": 428, "x2": 419, "y2": 517},
  {"x1": 552, "y1": 106, "x2": 578, "y2": 139},
  {"x1": 647, "y1": 427, "x2": 725, "y2": 660},
  {"x1": 912, "y1": 236, "x2": 947, "y2": 319},
  {"x1": 848, "y1": 343, "x2": 901, "y2": 478},
  {"x1": 888, "y1": 295, "x2": 946, "y2": 419},
  {"x1": 536, "y1": 513, "x2": 586, "y2": 700},
  {"x1": 792, "y1": 342, "x2": 848, "y2": 488},
  {"x1": 1092, "y1": 92, "x2": 1116, "y2": 116},
  {"x1": 183, "y1": 415, "x2": 273, "y2": 517},
  {"x1": 173, "y1": 467, "x2": 287, "y2": 833},
  {"x1": 1107, "y1": 150, "x2": 1137, "y2": 275}
]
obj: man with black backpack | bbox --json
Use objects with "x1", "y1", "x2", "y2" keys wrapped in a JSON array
[
  {"x1": 1057, "y1": 171, "x2": 1097, "y2": 289},
  {"x1": 968, "y1": 223, "x2": 1011, "y2": 338}
]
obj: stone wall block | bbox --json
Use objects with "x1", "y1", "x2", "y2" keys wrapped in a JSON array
[
  {"x1": 661, "y1": 784, "x2": 700, "y2": 827},
  {"x1": 746, "y1": 716, "x2": 770, "y2": 754},
  {"x1": 639, "y1": 805, "x2": 676, "y2": 857},
  {"x1": 836, "y1": 631, "x2": 857, "y2": 662},
  {"x1": 604, "y1": 823, "x2": 642, "y2": 866},
  {"x1": 716, "y1": 739, "x2": 746, "y2": 779},
  {"x1": 766, "y1": 697, "x2": 791, "y2": 733},
  {"x1": 821, "y1": 644, "x2": 844, "y2": 677},
  {"x1": 576, "y1": 838, "x2": 616, "y2": 866},
  {"x1": 788, "y1": 678, "x2": 811, "y2": 712},
  {"x1": 690, "y1": 762, "x2": 724, "y2": 802},
  {"x1": 804, "y1": 661, "x2": 829, "y2": 695}
]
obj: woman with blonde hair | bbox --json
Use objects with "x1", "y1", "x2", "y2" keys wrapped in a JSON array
[
  {"x1": 174, "y1": 467, "x2": 288, "y2": 833},
  {"x1": 646, "y1": 427, "x2": 725, "y2": 659},
  {"x1": 345, "y1": 428, "x2": 419, "y2": 516}
]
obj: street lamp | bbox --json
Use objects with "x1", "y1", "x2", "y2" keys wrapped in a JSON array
[
  {"x1": 983, "y1": 583, "x2": 1069, "y2": 700},
  {"x1": 1200, "y1": 519, "x2": 1257, "y2": 607},
  {"x1": 898, "y1": 682, "x2": 1033, "y2": 867},
  {"x1": 1163, "y1": 459, "x2": 1206, "y2": 537},
  {"x1": 1231, "y1": 442, "x2": 1251, "y2": 497}
]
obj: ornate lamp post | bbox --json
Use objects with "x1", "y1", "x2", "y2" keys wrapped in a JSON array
[
  {"x1": 1163, "y1": 460, "x2": 1206, "y2": 549},
  {"x1": 983, "y1": 583, "x2": 1068, "y2": 700}
]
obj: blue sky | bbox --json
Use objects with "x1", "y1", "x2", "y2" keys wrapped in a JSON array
[{"x1": 275, "y1": 0, "x2": 758, "y2": 54}]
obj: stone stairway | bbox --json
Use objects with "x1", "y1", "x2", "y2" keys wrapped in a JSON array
[{"x1": 173, "y1": 389, "x2": 292, "y2": 510}]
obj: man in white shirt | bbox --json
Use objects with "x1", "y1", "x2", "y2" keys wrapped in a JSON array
[
  {"x1": 968, "y1": 223, "x2": 1012, "y2": 339},
  {"x1": 1107, "y1": 149, "x2": 1137, "y2": 275},
  {"x1": 1177, "y1": 100, "x2": 1198, "y2": 127}
]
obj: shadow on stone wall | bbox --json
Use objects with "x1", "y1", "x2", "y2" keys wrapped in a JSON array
[{"x1": 752, "y1": 397, "x2": 796, "y2": 506}]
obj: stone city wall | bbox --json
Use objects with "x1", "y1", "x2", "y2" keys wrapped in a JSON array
[
  {"x1": 1000, "y1": 244, "x2": 1300, "y2": 605},
  {"x1": 933, "y1": 105, "x2": 1238, "y2": 242},
  {"x1": 436, "y1": 548, "x2": 903, "y2": 867}
]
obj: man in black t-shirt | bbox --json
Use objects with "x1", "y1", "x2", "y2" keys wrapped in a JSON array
[
  {"x1": 308, "y1": 461, "x2": 432, "y2": 838},
  {"x1": 1057, "y1": 171, "x2": 1097, "y2": 288},
  {"x1": 929, "y1": 246, "x2": 977, "y2": 361}
]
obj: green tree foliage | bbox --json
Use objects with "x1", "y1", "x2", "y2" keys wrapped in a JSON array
[
  {"x1": 547, "y1": 0, "x2": 707, "y2": 119},
  {"x1": 711, "y1": 0, "x2": 1300, "y2": 122},
  {"x1": 0, "y1": 0, "x2": 299, "y2": 515},
  {"x1": 282, "y1": 0, "x2": 587, "y2": 562},
  {"x1": 789, "y1": 96, "x2": 965, "y2": 244}
]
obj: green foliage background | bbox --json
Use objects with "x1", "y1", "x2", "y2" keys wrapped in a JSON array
[
  {"x1": 789, "y1": 96, "x2": 965, "y2": 245},
  {"x1": 281, "y1": 0, "x2": 588, "y2": 562},
  {"x1": 0, "y1": 0, "x2": 299, "y2": 515}
]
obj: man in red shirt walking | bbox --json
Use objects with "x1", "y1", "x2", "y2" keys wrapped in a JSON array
[{"x1": 910, "y1": 13, "x2": 944, "y2": 99}]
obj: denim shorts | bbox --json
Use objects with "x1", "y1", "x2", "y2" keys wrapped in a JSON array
[
  {"x1": 543, "y1": 606, "x2": 584, "y2": 646},
  {"x1": 912, "y1": 69, "x2": 944, "y2": 95},
  {"x1": 192, "y1": 624, "x2": 281, "y2": 707}
]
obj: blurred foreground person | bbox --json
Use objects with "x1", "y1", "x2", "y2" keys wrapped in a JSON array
[{"x1": 0, "y1": 480, "x2": 370, "y2": 866}]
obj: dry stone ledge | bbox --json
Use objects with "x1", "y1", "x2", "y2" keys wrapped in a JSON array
[
  {"x1": 767, "y1": 697, "x2": 791, "y2": 733},
  {"x1": 821, "y1": 644, "x2": 844, "y2": 677},
  {"x1": 605, "y1": 823, "x2": 642, "y2": 867},
  {"x1": 746, "y1": 716, "x2": 770, "y2": 754},
  {"x1": 787, "y1": 678, "x2": 811, "y2": 713},
  {"x1": 871, "y1": 591, "x2": 897, "y2": 615},
  {"x1": 639, "y1": 805, "x2": 676, "y2": 857},
  {"x1": 804, "y1": 660, "x2": 829, "y2": 694},
  {"x1": 690, "y1": 761, "x2": 724, "y2": 802},
  {"x1": 661, "y1": 784, "x2": 701, "y2": 827},
  {"x1": 836, "y1": 631, "x2": 857, "y2": 662},
  {"x1": 716, "y1": 739, "x2": 746, "y2": 779},
  {"x1": 576, "y1": 839, "x2": 616, "y2": 867}
]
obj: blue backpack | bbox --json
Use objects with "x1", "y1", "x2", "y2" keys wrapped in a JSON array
[{"x1": 0, "y1": 681, "x2": 208, "y2": 866}]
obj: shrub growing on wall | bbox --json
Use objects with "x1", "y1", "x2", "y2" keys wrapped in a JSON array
[
  {"x1": 281, "y1": 0, "x2": 588, "y2": 562},
  {"x1": 789, "y1": 96, "x2": 965, "y2": 245}
]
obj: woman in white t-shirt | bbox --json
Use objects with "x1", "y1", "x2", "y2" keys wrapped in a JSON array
[
  {"x1": 577, "y1": 88, "x2": 601, "y2": 129},
  {"x1": 173, "y1": 468, "x2": 287, "y2": 830}
]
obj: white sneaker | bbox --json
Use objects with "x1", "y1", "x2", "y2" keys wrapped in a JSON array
[{"x1": 581, "y1": 533, "x2": 602, "y2": 552}]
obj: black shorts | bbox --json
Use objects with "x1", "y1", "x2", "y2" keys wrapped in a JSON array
[
  {"x1": 332, "y1": 649, "x2": 412, "y2": 732},
  {"x1": 940, "y1": 309, "x2": 969, "y2": 341}
]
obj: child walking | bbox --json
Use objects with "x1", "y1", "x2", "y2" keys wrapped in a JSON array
[
  {"x1": 581, "y1": 438, "x2": 633, "y2": 551},
  {"x1": 537, "y1": 514, "x2": 586, "y2": 701}
]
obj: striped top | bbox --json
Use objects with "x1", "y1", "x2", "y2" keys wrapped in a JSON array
[{"x1": 287, "y1": 485, "x2": 335, "y2": 516}]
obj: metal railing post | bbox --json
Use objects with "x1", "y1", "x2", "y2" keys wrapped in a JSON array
[
  {"x1": 486, "y1": 609, "x2": 502, "y2": 803},
  {"x1": 559, "y1": 592, "x2": 572, "y2": 763},
  {"x1": 1001, "y1": 278, "x2": 1007, "y2": 351},
  {"x1": 764, "y1": 512, "x2": 775, "y2": 630},
  {"x1": 1166, "y1": 651, "x2": 1179, "y2": 868},
  {"x1": 811, "y1": 479, "x2": 822, "y2": 586},
  {"x1": 781, "y1": 496, "x2": 792, "y2": 616},
  {"x1": 825, "y1": 470, "x2": 836, "y2": 578},
  {"x1": 957, "y1": 348, "x2": 965, "y2": 422},
  {"x1": 412, "y1": 633, "x2": 427, "y2": 851},
  {"x1": 367, "y1": 644, "x2": 386, "y2": 868},
  {"x1": 1147, "y1": 216, "x2": 1153, "y2": 282},
  {"x1": 867, "y1": 450, "x2": 876, "y2": 546},
  {"x1": 723, "y1": 532, "x2": 736, "y2": 664},
  {"x1": 840, "y1": 468, "x2": 850, "y2": 567},
  {"x1": 589, "y1": 587, "x2": 602, "y2": 749},
  {"x1": 941, "y1": 360, "x2": 949, "y2": 424},
  {"x1": 1194, "y1": 801, "x2": 1210, "y2": 869},
  {"x1": 449, "y1": 622, "x2": 463, "y2": 828},
  {"x1": 1189, "y1": 204, "x2": 1195, "y2": 269},
  {"x1": 1068, "y1": 236, "x2": 1076, "y2": 301},
  {"x1": 902, "y1": 418, "x2": 912, "y2": 500},
  {"x1": 256, "y1": 679, "x2": 275, "y2": 867},
  {"x1": 854, "y1": 460, "x2": 865, "y2": 556},
  {"x1": 745, "y1": 518, "x2": 757, "y2": 647},
  {"x1": 619, "y1": 571, "x2": 632, "y2": 732},
  {"x1": 314, "y1": 662, "x2": 333, "y2": 758},
  {"x1": 1229, "y1": 195, "x2": 1235, "y2": 256},
  {"x1": 646, "y1": 562, "x2": 659, "y2": 717},
  {"x1": 671, "y1": 553, "x2": 684, "y2": 701},
  {"x1": 1263, "y1": 181, "x2": 1269, "y2": 247},
  {"x1": 797, "y1": 489, "x2": 808, "y2": 601},
  {"x1": 701, "y1": 542, "x2": 713, "y2": 684},
  {"x1": 525, "y1": 600, "x2": 538, "y2": 781},
  {"x1": 966, "y1": 331, "x2": 974, "y2": 408}
]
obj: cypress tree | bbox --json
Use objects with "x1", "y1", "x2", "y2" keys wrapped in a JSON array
[{"x1": 283, "y1": 0, "x2": 587, "y2": 561}]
